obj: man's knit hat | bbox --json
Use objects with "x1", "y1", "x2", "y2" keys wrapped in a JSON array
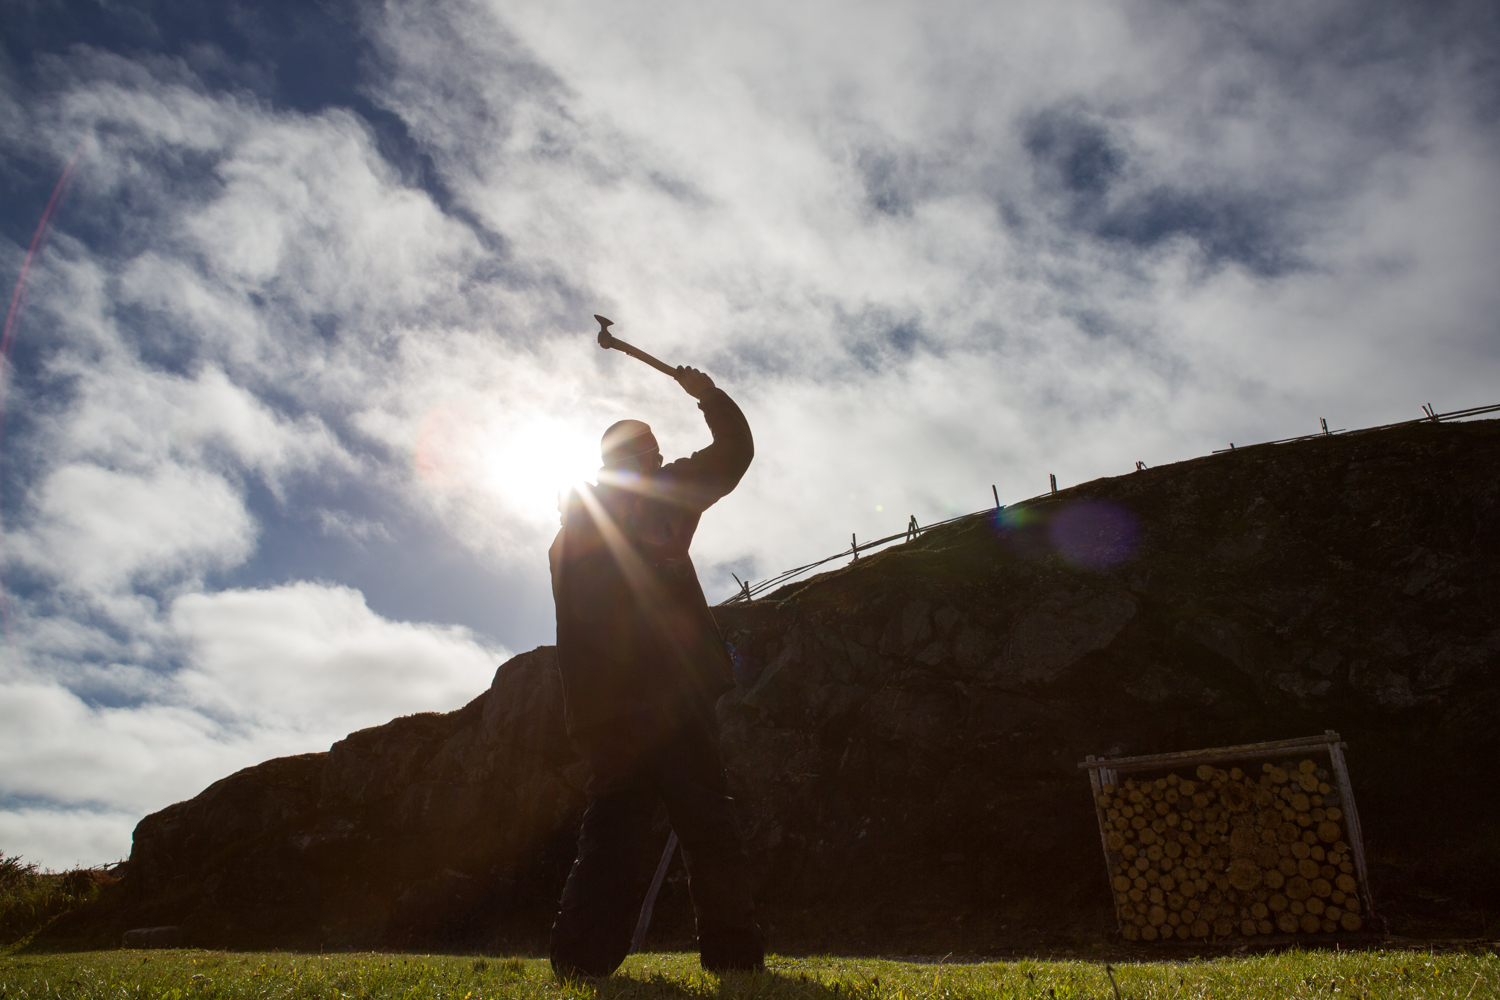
[{"x1": 601, "y1": 419, "x2": 659, "y2": 466}]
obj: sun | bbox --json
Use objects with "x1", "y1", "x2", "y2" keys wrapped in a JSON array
[
  {"x1": 415, "y1": 404, "x2": 600, "y2": 522},
  {"x1": 483, "y1": 414, "x2": 600, "y2": 518}
]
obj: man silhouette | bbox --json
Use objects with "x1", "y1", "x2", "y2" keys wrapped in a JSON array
[{"x1": 548, "y1": 365, "x2": 763, "y2": 977}]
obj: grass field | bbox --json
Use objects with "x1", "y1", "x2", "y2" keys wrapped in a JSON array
[{"x1": 0, "y1": 949, "x2": 1496, "y2": 1000}]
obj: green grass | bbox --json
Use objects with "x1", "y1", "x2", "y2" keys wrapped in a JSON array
[{"x1": 0, "y1": 950, "x2": 1496, "y2": 1000}]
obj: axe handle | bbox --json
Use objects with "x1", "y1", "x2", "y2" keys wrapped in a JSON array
[
  {"x1": 607, "y1": 337, "x2": 680, "y2": 380},
  {"x1": 631, "y1": 830, "x2": 678, "y2": 953}
]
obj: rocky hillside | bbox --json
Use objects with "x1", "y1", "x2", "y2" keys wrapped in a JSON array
[{"x1": 42, "y1": 419, "x2": 1500, "y2": 953}]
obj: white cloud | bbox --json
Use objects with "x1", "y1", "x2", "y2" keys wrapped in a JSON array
[
  {"x1": 175, "y1": 109, "x2": 483, "y2": 324},
  {"x1": 0, "y1": 677, "x2": 240, "y2": 810},
  {"x1": 170, "y1": 582, "x2": 504, "y2": 732},
  {"x1": 13, "y1": 462, "x2": 255, "y2": 594},
  {"x1": 0, "y1": 582, "x2": 507, "y2": 870},
  {"x1": 0, "y1": 808, "x2": 139, "y2": 872}
]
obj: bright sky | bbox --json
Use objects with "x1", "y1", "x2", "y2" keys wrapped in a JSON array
[{"x1": 1, "y1": 0, "x2": 1497, "y2": 869}]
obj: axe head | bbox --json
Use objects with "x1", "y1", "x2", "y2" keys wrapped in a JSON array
[{"x1": 594, "y1": 314, "x2": 615, "y2": 349}]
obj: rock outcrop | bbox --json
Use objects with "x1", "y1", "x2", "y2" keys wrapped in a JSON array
[
  {"x1": 43, "y1": 419, "x2": 1500, "y2": 951},
  {"x1": 92, "y1": 651, "x2": 585, "y2": 951}
]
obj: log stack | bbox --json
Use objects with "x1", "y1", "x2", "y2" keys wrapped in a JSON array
[{"x1": 1098, "y1": 758, "x2": 1365, "y2": 941}]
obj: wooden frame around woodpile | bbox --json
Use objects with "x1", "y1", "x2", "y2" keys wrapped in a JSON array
[{"x1": 1078, "y1": 730, "x2": 1375, "y2": 938}]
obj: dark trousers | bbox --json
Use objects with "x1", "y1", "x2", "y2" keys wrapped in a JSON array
[{"x1": 549, "y1": 698, "x2": 763, "y2": 977}]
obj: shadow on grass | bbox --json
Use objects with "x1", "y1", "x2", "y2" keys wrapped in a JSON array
[{"x1": 569, "y1": 969, "x2": 873, "y2": 1000}]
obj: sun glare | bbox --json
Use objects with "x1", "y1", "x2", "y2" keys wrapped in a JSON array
[
  {"x1": 484, "y1": 415, "x2": 600, "y2": 518},
  {"x1": 415, "y1": 404, "x2": 599, "y2": 521}
]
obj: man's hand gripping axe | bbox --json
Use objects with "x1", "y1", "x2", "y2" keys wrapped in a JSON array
[{"x1": 594, "y1": 315, "x2": 681, "y2": 380}]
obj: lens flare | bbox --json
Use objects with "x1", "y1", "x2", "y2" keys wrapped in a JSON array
[
  {"x1": 1, "y1": 145, "x2": 83, "y2": 645},
  {"x1": 1048, "y1": 501, "x2": 1140, "y2": 568},
  {"x1": 414, "y1": 402, "x2": 485, "y2": 490},
  {"x1": 991, "y1": 501, "x2": 1140, "y2": 567}
]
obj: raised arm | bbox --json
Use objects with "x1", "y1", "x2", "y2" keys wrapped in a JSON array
[{"x1": 659, "y1": 367, "x2": 753, "y2": 512}]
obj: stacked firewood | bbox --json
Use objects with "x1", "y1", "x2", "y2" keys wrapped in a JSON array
[{"x1": 1097, "y1": 759, "x2": 1365, "y2": 941}]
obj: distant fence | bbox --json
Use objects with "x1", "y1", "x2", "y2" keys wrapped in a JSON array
[
  {"x1": 715, "y1": 400, "x2": 1499, "y2": 606},
  {"x1": 1210, "y1": 402, "x2": 1500, "y2": 454}
]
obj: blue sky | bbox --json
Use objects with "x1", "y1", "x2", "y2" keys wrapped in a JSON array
[{"x1": 2, "y1": 0, "x2": 1498, "y2": 868}]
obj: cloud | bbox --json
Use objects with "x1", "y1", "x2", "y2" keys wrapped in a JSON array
[
  {"x1": 0, "y1": 807, "x2": 140, "y2": 871},
  {"x1": 14, "y1": 461, "x2": 254, "y2": 593},
  {"x1": 0, "y1": 581, "x2": 506, "y2": 869},
  {"x1": 0, "y1": 676, "x2": 244, "y2": 811},
  {"x1": 316, "y1": 508, "x2": 392, "y2": 543},
  {"x1": 171, "y1": 581, "x2": 503, "y2": 732}
]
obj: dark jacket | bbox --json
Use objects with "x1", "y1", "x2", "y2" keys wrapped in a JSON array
[{"x1": 550, "y1": 388, "x2": 754, "y2": 736}]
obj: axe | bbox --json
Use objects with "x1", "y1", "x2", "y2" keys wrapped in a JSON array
[{"x1": 594, "y1": 315, "x2": 681, "y2": 380}]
